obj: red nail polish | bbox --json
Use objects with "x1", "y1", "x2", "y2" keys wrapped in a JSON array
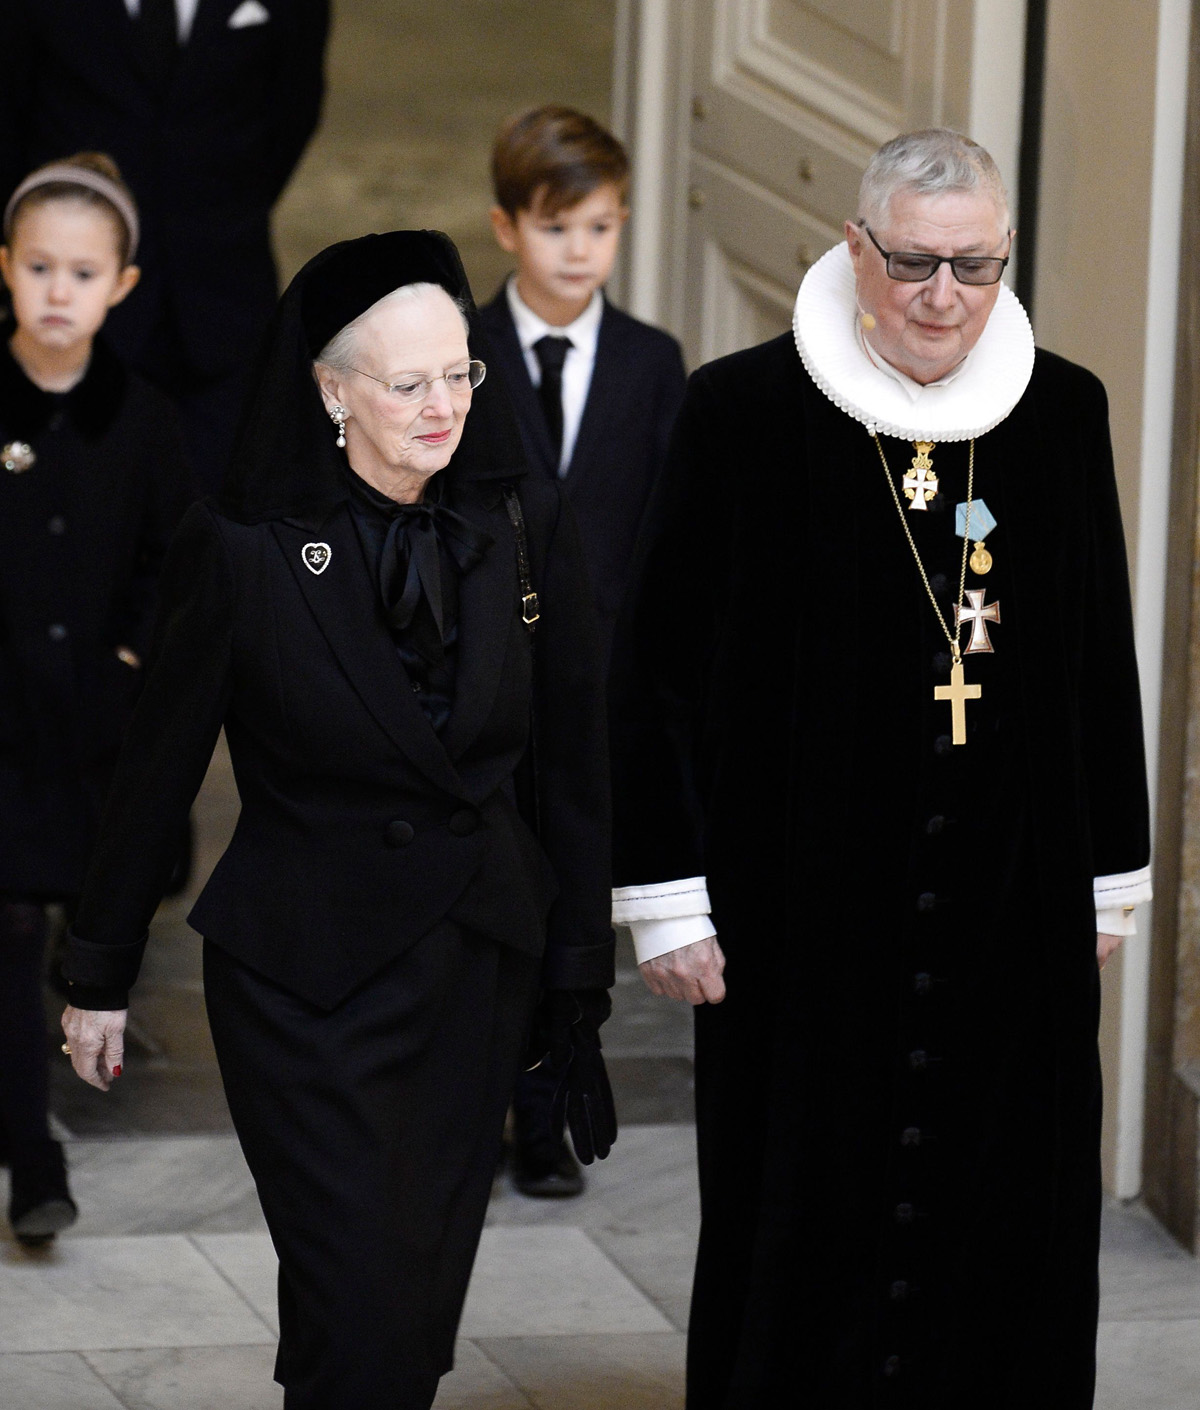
[{"x1": 112, "y1": 1065, "x2": 123, "y2": 1077}]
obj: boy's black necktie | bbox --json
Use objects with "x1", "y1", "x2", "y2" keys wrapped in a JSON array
[
  {"x1": 533, "y1": 335, "x2": 572, "y2": 465},
  {"x1": 132, "y1": 0, "x2": 179, "y2": 94}
]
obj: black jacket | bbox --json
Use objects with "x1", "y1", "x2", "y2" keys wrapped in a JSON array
[
  {"x1": 0, "y1": 0, "x2": 329, "y2": 378},
  {"x1": 0, "y1": 336, "x2": 192, "y2": 896},
  {"x1": 477, "y1": 290, "x2": 686, "y2": 651},
  {"x1": 62, "y1": 460, "x2": 614, "y2": 1011}
]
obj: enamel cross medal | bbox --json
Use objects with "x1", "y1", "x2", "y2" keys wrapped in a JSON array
[{"x1": 902, "y1": 442, "x2": 938, "y2": 510}]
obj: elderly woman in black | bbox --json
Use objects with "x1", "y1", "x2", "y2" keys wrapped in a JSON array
[{"x1": 59, "y1": 231, "x2": 616, "y2": 1410}]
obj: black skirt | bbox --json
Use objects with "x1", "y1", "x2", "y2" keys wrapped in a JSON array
[{"x1": 203, "y1": 920, "x2": 539, "y2": 1410}]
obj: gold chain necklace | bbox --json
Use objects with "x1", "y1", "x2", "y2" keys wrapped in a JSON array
[{"x1": 872, "y1": 435, "x2": 979, "y2": 745}]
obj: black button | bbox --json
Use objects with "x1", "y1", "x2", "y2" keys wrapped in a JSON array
[
  {"x1": 900, "y1": 1127, "x2": 922, "y2": 1147},
  {"x1": 883, "y1": 1355, "x2": 902, "y2": 1377},
  {"x1": 448, "y1": 808, "x2": 478, "y2": 837},
  {"x1": 385, "y1": 819, "x2": 415, "y2": 847},
  {"x1": 913, "y1": 972, "x2": 933, "y2": 996},
  {"x1": 47, "y1": 623, "x2": 68, "y2": 642},
  {"x1": 929, "y1": 572, "x2": 949, "y2": 595},
  {"x1": 48, "y1": 411, "x2": 67, "y2": 432},
  {"x1": 908, "y1": 1050, "x2": 929, "y2": 1072},
  {"x1": 934, "y1": 734, "x2": 953, "y2": 756},
  {"x1": 894, "y1": 1202, "x2": 915, "y2": 1225},
  {"x1": 410, "y1": 679, "x2": 423, "y2": 693},
  {"x1": 924, "y1": 814, "x2": 945, "y2": 836},
  {"x1": 916, "y1": 892, "x2": 937, "y2": 913},
  {"x1": 47, "y1": 515, "x2": 66, "y2": 535},
  {"x1": 889, "y1": 1280, "x2": 910, "y2": 1301},
  {"x1": 932, "y1": 650, "x2": 952, "y2": 674}
]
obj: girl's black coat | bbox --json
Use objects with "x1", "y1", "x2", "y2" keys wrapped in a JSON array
[
  {"x1": 63, "y1": 458, "x2": 613, "y2": 1010},
  {"x1": 0, "y1": 338, "x2": 191, "y2": 896},
  {"x1": 611, "y1": 337, "x2": 1150, "y2": 1409}
]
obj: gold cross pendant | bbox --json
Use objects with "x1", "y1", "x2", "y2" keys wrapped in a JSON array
[
  {"x1": 902, "y1": 441, "x2": 938, "y2": 510},
  {"x1": 933, "y1": 659, "x2": 981, "y2": 745}
]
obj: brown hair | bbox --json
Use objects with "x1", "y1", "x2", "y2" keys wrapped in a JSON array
[
  {"x1": 491, "y1": 106, "x2": 630, "y2": 218},
  {"x1": 6, "y1": 152, "x2": 139, "y2": 266}
]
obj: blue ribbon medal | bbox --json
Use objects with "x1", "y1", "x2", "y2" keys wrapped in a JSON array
[{"x1": 955, "y1": 498, "x2": 997, "y2": 574}]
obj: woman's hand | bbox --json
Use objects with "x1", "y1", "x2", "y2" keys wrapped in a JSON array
[
  {"x1": 61, "y1": 1006, "x2": 127, "y2": 1091},
  {"x1": 1097, "y1": 933, "x2": 1124, "y2": 971},
  {"x1": 639, "y1": 934, "x2": 726, "y2": 1005}
]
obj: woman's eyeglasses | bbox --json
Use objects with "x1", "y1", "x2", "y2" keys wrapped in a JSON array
[{"x1": 349, "y1": 359, "x2": 487, "y2": 404}]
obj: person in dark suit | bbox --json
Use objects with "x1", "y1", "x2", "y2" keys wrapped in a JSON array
[
  {"x1": 58, "y1": 230, "x2": 616, "y2": 1410},
  {"x1": 481, "y1": 106, "x2": 686, "y2": 1196},
  {"x1": 0, "y1": 153, "x2": 191, "y2": 1244},
  {"x1": 0, "y1": 0, "x2": 330, "y2": 492}
]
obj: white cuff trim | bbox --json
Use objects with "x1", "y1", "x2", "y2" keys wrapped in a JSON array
[
  {"x1": 629, "y1": 913, "x2": 717, "y2": 965},
  {"x1": 612, "y1": 876, "x2": 711, "y2": 925},
  {"x1": 1096, "y1": 906, "x2": 1137, "y2": 937},
  {"x1": 1093, "y1": 865, "x2": 1152, "y2": 911}
]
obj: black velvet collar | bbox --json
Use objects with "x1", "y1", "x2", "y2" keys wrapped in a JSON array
[{"x1": 0, "y1": 333, "x2": 127, "y2": 440}]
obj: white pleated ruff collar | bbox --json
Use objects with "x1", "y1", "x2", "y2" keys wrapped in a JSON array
[{"x1": 792, "y1": 242, "x2": 1036, "y2": 442}]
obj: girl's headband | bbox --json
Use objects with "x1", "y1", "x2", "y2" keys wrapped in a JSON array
[{"x1": 3, "y1": 164, "x2": 140, "y2": 262}]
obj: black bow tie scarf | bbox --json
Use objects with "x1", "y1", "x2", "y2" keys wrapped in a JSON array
[{"x1": 377, "y1": 502, "x2": 492, "y2": 666}]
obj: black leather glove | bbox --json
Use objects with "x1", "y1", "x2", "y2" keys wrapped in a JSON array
[{"x1": 528, "y1": 988, "x2": 617, "y2": 1165}]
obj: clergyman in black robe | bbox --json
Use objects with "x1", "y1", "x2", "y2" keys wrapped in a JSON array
[{"x1": 610, "y1": 129, "x2": 1152, "y2": 1409}]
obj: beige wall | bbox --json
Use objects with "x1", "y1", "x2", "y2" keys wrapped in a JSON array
[
  {"x1": 1032, "y1": 1, "x2": 1161, "y2": 1192},
  {"x1": 1033, "y1": 1, "x2": 1158, "y2": 572}
]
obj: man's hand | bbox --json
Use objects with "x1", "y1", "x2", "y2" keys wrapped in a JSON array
[
  {"x1": 639, "y1": 934, "x2": 726, "y2": 1005},
  {"x1": 1097, "y1": 933, "x2": 1123, "y2": 972},
  {"x1": 61, "y1": 1006, "x2": 127, "y2": 1091}
]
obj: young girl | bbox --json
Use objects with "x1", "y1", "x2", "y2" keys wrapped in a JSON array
[{"x1": 0, "y1": 154, "x2": 192, "y2": 1244}]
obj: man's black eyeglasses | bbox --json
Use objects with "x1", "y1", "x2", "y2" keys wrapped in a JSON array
[{"x1": 861, "y1": 223, "x2": 1010, "y2": 286}]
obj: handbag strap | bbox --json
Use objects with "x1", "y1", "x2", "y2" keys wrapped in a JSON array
[
  {"x1": 502, "y1": 484, "x2": 540, "y2": 632},
  {"x1": 502, "y1": 483, "x2": 542, "y2": 838}
]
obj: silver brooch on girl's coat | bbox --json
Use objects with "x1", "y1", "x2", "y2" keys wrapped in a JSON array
[
  {"x1": 2, "y1": 441, "x2": 36, "y2": 474},
  {"x1": 302, "y1": 542, "x2": 332, "y2": 575}
]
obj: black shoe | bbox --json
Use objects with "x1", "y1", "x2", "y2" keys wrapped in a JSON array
[
  {"x1": 9, "y1": 1140, "x2": 77, "y2": 1247},
  {"x1": 511, "y1": 1136, "x2": 585, "y2": 1198}
]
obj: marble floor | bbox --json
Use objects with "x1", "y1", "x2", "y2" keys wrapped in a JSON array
[{"x1": 4, "y1": 1130, "x2": 1200, "y2": 1408}]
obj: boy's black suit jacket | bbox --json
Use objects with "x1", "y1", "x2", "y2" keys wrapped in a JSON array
[
  {"x1": 477, "y1": 290, "x2": 686, "y2": 651},
  {"x1": 62, "y1": 462, "x2": 614, "y2": 1011},
  {"x1": 0, "y1": 0, "x2": 328, "y2": 380}
]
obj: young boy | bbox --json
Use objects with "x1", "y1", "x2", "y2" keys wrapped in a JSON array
[
  {"x1": 483, "y1": 104, "x2": 686, "y2": 669},
  {"x1": 482, "y1": 105, "x2": 686, "y2": 1197}
]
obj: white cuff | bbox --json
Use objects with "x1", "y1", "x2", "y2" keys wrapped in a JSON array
[
  {"x1": 612, "y1": 875, "x2": 711, "y2": 925},
  {"x1": 628, "y1": 913, "x2": 718, "y2": 965},
  {"x1": 1093, "y1": 865, "x2": 1152, "y2": 911},
  {"x1": 1097, "y1": 906, "x2": 1137, "y2": 937}
]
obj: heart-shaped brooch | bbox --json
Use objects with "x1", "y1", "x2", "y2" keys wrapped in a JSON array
[{"x1": 302, "y1": 542, "x2": 331, "y2": 575}]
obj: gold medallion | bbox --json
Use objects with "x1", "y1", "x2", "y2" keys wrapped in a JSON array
[{"x1": 969, "y1": 540, "x2": 992, "y2": 575}]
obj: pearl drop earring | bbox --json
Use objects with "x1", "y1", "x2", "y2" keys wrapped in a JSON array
[{"x1": 331, "y1": 405, "x2": 348, "y2": 448}]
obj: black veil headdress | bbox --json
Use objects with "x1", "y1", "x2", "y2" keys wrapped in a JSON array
[{"x1": 218, "y1": 230, "x2": 527, "y2": 524}]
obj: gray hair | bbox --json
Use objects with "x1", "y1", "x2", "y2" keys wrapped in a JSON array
[
  {"x1": 857, "y1": 128, "x2": 1010, "y2": 232},
  {"x1": 314, "y1": 282, "x2": 471, "y2": 373}
]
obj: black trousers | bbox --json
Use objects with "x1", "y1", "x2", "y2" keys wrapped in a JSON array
[{"x1": 203, "y1": 923, "x2": 539, "y2": 1410}]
